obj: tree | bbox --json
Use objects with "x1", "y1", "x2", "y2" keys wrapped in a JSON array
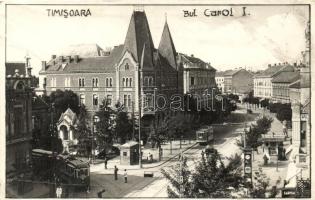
[
  {"x1": 256, "y1": 115, "x2": 273, "y2": 135},
  {"x1": 95, "y1": 99, "x2": 114, "y2": 149},
  {"x1": 161, "y1": 149, "x2": 244, "y2": 198},
  {"x1": 47, "y1": 90, "x2": 80, "y2": 120},
  {"x1": 276, "y1": 104, "x2": 292, "y2": 122},
  {"x1": 74, "y1": 105, "x2": 92, "y2": 156},
  {"x1": 114, "y1": 103, "x2": 133, "y2": 144},
  {"x1": 161, "y1": 156, "x2": 194, "y2": 198}
]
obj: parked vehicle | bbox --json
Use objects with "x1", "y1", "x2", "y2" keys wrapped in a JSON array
[{"x1": 32, "y1": 149, "x2": 90, "y2": 191}]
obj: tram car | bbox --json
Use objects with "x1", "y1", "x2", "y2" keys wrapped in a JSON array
[
  {"x1": 196, "y1": 126, "x2": 214, "y2": 144},
  {"x1": 32, "y1": 149, "x2": 90, "y2": 190}
]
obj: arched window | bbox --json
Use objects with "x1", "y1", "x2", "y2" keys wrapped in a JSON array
[
  {"x1": 125, "y1": 63, "x2": 129, "y2": 70},
  {"x1": 110, "y1": 78, "x2": 113, "y2": 87},
  {"x1": 129, "y1": 78, "x2": 132, "y2": 87},
  {"x1": 122, "y1": 78, "x2": 125, "y2": 87},
  {"x1": 149, "y1": 77, "x2": 153, "y2": 86},
  {"x1": 125, "y1": 78, "x2": 129, "y2": 87}
]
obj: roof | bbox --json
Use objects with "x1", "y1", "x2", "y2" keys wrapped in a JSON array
[
  {"x1": 289, "y1": 79, "x2": 300, "y2": 89},
  {"x1": 261, "y1": 134, "x2": 286, "y2": 142},
  {"x1": 58, "y1": 108, "x2": 77, "y2": 123},
  {"x1": 215, "y1": 71, "x2": 226, "y2": 77},
  {"x1": 122, "y1": 11, "x2": 154, "y2": 68},
  {"x1": 271, "y1": 71, "x2": 300, "y2": 83},
  {"x1": 224, "y1": 69, "x2": 239, "y2": 76},
  {"x1": 255, "y1": 64, "x2": 294, "y2": 78},
  {"x1": 158, "y1": 21, "x2": 177, "y2": 70},
  {"x1": 60, "y1": 43, "x2": 104, "y2": 57},
  {"x1": 121, "y1": 141, "x2": 139, "y2": 148},
  {"x1": 67, "y1": 159, "x2": 89, "y2": 168},
  {"x1": 6, "y1": 62, "x2": 26, "y2": 76},
  {"x1": 178, "y1": 53, "x2": 216, "y2": 71},
  {"x1": 42, "y1": 45, "x2": 124, "y2": 73}
]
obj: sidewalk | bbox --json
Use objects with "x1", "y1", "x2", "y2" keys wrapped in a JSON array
[
  {"x1": 251, "y1": 107, "x2": 291, "y2": 194},
  {"x1": 90, "y1": 140, "x2": 198, "y2": 174}
]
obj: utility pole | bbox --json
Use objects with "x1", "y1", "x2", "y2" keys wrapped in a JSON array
[
  {"x1": 179, "y1": 151, "x2": 183, "y2": 198},
  {"x1": 132, "y1": 101, "x2": 135, "y2": 140},
  {"x1": 139, "y1": 92, "x2": 142, "y2": 168}
]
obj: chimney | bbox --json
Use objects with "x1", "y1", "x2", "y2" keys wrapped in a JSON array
[
  {"x1": 59, "y1": 56, "x2": 64, "y2": 62},
  {"x1": 42, "y1": 61, "x2": 47, "y2": 71},
  {"x1": 51, "y1": 55, "x2": 56, "y2": 59},
  {"x1": 66, "y1": 56, "x2": 71, "y2": 63},
  {"x1": 274, "y1": 63, "x2": 277, "y2": 67},
  {"x1": 191, "y1": 54, "x2": 194, "y2": 57},
  {"x1": 25, "y1": 56, "x2": 32, "y2": 77},
  {"x1": 74, "y1": 55, "x2": 79, "y2": 63},
  {"x1": 268, "y1": 64, "x2": 271, "y2": 67}
]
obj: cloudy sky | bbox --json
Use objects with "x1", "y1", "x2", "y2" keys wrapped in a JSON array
[{"x1": 6, "y1": 5, "x2": 309, "y2": 75}]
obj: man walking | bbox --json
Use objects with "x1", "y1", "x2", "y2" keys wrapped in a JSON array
[
  {"x1": 114, "y1": 166, "x2": 118, "y2": 180},
  {"x1": 124, "y1": 169, "x2": 128, "y2": 183},
  {"x1": 104, "y1": 157, "x2": 108, "y2": 169}
]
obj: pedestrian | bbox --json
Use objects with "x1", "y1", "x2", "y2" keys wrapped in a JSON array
[
  {"x1": 114, "y1": 165, "x2": 118, "y2": 180},
  {"x1": 148, "y1": 152, "x2": 151, "y2": 162},
  {"x1": 104, "y1": 157, "x2": 108, "y2": 169},
  {"x1": 124, "y1": 169, "x2": 128, "y2": 183},
  {"x1": 56, "y1": 185, "x2": 62, "y2": 198}
]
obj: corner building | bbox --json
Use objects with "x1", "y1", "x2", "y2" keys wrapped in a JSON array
[{"x1": 40, "y1": 11, "x2": 208, "y2": 136}]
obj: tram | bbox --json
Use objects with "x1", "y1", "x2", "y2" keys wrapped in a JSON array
[
  {"x1": 196, "y1": 126, "x2": 214, "y2": 144},
  {"x1": 32, "y1": 149, "x2": 90, "y2": 190}
]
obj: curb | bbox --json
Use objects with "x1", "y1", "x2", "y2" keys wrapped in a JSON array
[{"x1": 92, "y1": 142, "x2": 199, "y2": 171}]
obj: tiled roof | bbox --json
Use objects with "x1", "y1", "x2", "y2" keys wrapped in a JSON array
[
  {"x1": 255, "y1": 64, "x2": 294, "y2": 77},
  {"x1": 43, "y1": 45, "x2": 124, "y2": 73},
  {"x1": 6, "y1": 62, "x2": 26, "y2": 76},
  {"x1": 158, "y1": 21, "x2": 177, "y2": 70},
  {"x1": 215, "y1": 71, "x2": 226, "y2": 77},
  {"x1": 122, "y1": 11, "x2": 154, "y2": 68},
  {"x1": 224, "y1": 69, "x2": 239, "y2": 76},
  {"x1": 271, "y1": 71, "x2": 300, "y2": 83},
  {"x1": 60, "y1": 43, "x2": 104, "y2": 57},
  {"x1": 178, "y1": 53, "x2": 216, "y2": 71}
]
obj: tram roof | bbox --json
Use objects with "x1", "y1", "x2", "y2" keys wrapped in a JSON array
[
  {"x1": 67, "y1": 159, "x2": 89, "y2": 168},
  {"x1": 32, "y1": 149, "x2": 53, "y2": 155}
]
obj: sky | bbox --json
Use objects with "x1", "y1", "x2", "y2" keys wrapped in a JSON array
[{"x1": 6, "y1": 5, "x2": 309, "y2": 76}]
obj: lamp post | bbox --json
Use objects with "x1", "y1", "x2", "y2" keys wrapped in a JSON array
[{"x1": 139, "y1": 94, "x2": 142, "y2": 169}]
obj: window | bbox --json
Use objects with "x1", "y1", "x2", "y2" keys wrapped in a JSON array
[
  {"x1": 79, "y1": 94, "x2": 85, "y2": 105},
  {"x1": 79, "y1": 78, "x2": 85, "y2": 87},
  {"x1": 65, "y1": 77, "x2": 71, "y2": 87},
  {"x1": 190, "y1": 77, "x2": 195, "y2": 86},
  {"x1": 92, "y1": 78, "x2": 99, "y2": 87},
  {"x1": 129, "y1": 78, "x2": 132, "y2": 87},
  {"x1": 122, "y1": 78, "x2": 125, "y2": 87},
  {"x1": 125, "y1": 63, "x2": 129, "y2": 70},
  {"x1": 144, "y1": 77, "x2": 148, "y2": 86},
  {"x1": 123, "y1": 95, "x2": 127, "y2": 107},
  {"x1": 126, "y1": 78, "x2": 129, "y2": 87},
  {"x1": 50, "y1": 77, "x2": 56, "y2": 87},
  {"x1": 105, "y1": 77, "x2": 113, "y2": 87},
  {"x1": 148, "y1": 77, "x2": 153, "y2": 86},
  {"x1": 128, "y1": 95, "x2": 131, "y2": 107},
  {"x1": 107, "y1": 95, "x2": 112, "y2": 106},
  {"x1": 93, "y1": 94, "x2": 98, "y2": 106}
]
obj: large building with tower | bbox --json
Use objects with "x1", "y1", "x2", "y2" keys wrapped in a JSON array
[{"x1": 39, "y1": 10, "x2": 216, "y2": 137}]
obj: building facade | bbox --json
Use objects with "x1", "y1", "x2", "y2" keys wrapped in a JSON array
[
  {"x1": 179, "y1": 53, "x2": 216, "y2": 96},
  {"x1": 215, "y1": 71, "x2": 225, "y2": 92},
  {"x1": 271, "y1": 71, "x2": 300, "y2": 103},
  {"x1": 222, "y1": 69, "x2": 253, "y2": 94},
  {"x1": 286, "y1": 21, "x2": 310, "y2": 185},
  {"x1": 254, "y1": 63, "x2": 295, "y2": 99},
  {"x1": 6, "y1": 62, "x2": 33, "y2": 178}
]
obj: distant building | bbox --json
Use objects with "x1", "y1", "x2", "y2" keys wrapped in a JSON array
[
  {"x1": 179, "y1": 53, "x2": 216, "y2": 96},
  {"x1": 215, "y1": 71, "x2": 225, "y2": 92},
  {"x1": 253, "y1": 63, "x2": 295, "y2": 99},
  {"x1": 271, "y1": 71, "x2": 300, "y2": 103},
  {"x1": 223, "y1": 69, "x2": 253, "y2": 94},
  {"x1": 6, "y1": 61, "x2": 33, "y2": 179}
]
